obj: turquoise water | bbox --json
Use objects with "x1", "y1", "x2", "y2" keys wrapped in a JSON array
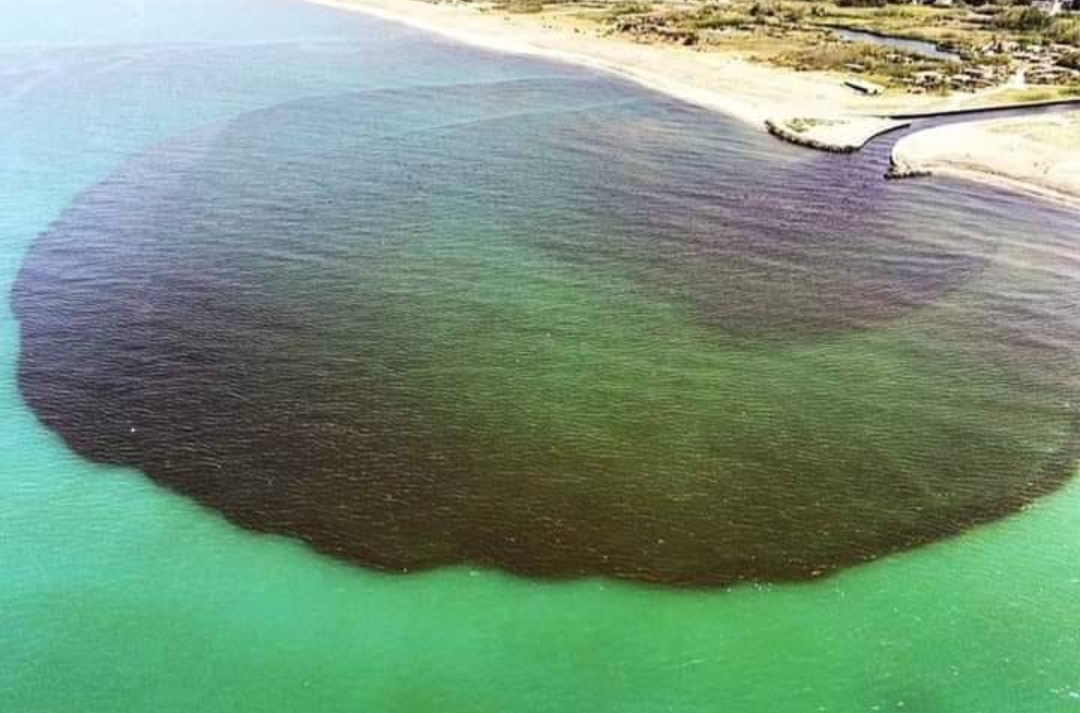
[{"x1": 2, "y1": 0, "x2": 1079, "y2": 710}]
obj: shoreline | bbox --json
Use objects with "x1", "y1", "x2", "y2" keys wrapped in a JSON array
[
  {"x1": 299, "y1": 0, "x2": 1080, "y2": 207},
  {"x1": 300, "y1": 1, "x2": 775, "y2": 128},
  {"x1": 301, "y1": 0, "x2": 944, "y2": 128},
  {"x1": 891, "y1": 113, "x2": 1080, "y2": 211},
  {"x1": 302, "y1": 0, "x2": 770, "y2": 126}
]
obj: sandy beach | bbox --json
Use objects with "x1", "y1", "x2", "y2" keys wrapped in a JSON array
[
  {"x1": 302, "y1": 0, "x2": 945, "y2": 125},
  {"x1": 892, "y1": 112, "x2": 1080, "y2": 209},
  {"x1": 301, "y1": 0, "x2": 1080, "y2": 205}
]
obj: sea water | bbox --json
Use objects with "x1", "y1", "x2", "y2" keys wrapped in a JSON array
[{"x1": 2, "y1": 0, "x2": 1078, "y2": 710}]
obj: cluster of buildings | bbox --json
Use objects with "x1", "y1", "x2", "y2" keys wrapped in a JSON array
[
  {"x1": 605, "y1": 5, "x2": 1080, "y2": 94},
  {"x1": 1032, "y1": 0, "x2": 1080, "y2": 17},
  {"x1": 839, "y1": 46, "x2": 1013, "y2": 93},
  {"x1": 925, "y1": 0, "x2": 1079, "y2": 9},
  {"x1": 904, "y1": 64, "x2": 1012, "y2": 92},
  {"x1": 981, "y1": 40, "x2": 1080, "y2": 85},
  {"x1": 852, "y1": 40, "x2": 1080, "y2": 93}
]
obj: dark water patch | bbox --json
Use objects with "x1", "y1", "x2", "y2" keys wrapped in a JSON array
[{"x1": 12, "y1": 79, "x2": 1080, "y2": 586}]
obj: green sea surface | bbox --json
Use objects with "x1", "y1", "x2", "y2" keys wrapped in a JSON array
[{"x1": 1, "y1": 0, "x2": 1078, "y2": 710}]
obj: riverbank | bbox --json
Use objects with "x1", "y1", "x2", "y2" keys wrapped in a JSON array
[
  {"x1": 892, "y1": 112, "x2": 1080, "y2": 209},
  {"x1": 301, "y1": 0, "x2": 1080, "y2": 205}
]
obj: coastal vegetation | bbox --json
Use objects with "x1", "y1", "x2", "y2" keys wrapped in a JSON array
[
  {"x1": 500, "y1": 0, "x2": 547, "y2": 13},
  {"x1": 484, "y1": 0, "x2": 1080, "y2": 95},
  {"x1": 772, "y1": 41, "x2": 959, "y2": 90}
]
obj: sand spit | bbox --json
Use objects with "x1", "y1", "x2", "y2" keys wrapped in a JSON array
[{"x1": 892, "y1": 112, "x2": 1080, "y2": 208}]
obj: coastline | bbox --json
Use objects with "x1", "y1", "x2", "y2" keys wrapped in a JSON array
[
  {"x1": 300, "y1": 0, "x2": 1080, "y2": 206},
  {"x1": 891, "y1": 112, "x2": 1080, "y2": 210},
  {"x1": 301, "y1": 0, "x2": 942, "y2": 127}
]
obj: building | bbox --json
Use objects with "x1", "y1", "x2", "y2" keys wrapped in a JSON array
[{"x1": 1032, "y1": 0, "x2": 1063, "y2": 15}]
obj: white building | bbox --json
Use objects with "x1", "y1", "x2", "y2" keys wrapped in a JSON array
[{"x1": 1032, "y1": 0, "x2": 1063, "y2": 15}]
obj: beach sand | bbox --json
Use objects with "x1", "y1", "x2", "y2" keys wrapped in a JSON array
[
  {"x1": 301, "y1": 0, "x2": 1080, "y2": 205},
  {"x1": 303, "y1": 0, "x2": 940, "y2": 126},
  {"x1": 892, "y1": 112, "x2": 1080, "y2": 208}
]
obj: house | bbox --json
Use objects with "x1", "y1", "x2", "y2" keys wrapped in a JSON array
[
  {"x1": 912, "y1": 70, "x2": 945, "y2": 86},
  {"x1": 1033, "y1": 0, "x2": 1063, "y2": 15}
]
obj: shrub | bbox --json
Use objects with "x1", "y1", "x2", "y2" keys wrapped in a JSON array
[
  {"x1": 1059, "y1": 51, "x2": 1080, "y2": 69},
  {"x1": 502, "y1": 0, "x2": 545, "y2": 13},
  {"x1": 691, "y1": 13, "x2": 751, "y2": 29},
  {"x1": 995, "y1": 6, "x2": 1053, "y2": 31},
  {"x1": 783, "y1": 3, "x2": 808, "y2": 22},
  {"x1": 604, "y1": 1, "x2": 652, "y2": 19},
  {"x1": 1048, "y1": 18, "x2": 1080, "y2": 45},
  {"x1": 749, "y1": 1, "x2": 780, "y2": 17}
]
